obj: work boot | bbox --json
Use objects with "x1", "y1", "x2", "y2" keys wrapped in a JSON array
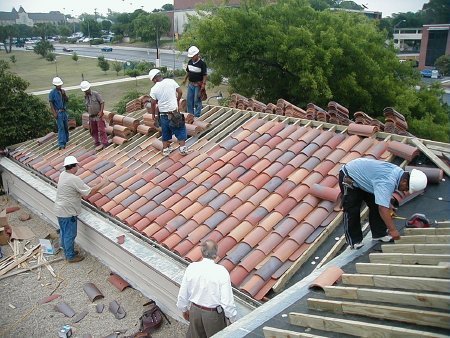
[{"x1": 67, "y1": 254, "x2": 85, "y2": 263}]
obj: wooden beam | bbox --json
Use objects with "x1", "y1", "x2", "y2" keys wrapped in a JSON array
[
  {"x1": 370, "y1": 253, "x2": 450, "y2": 265},
  {"x1": 405, "y1": 228, "x2": 450, "y2": 236},
  {"x1": 324, "y1": 286, "x2": 450, "y2": 310},
  {"x1": 288, "y1": 312, "x2": 447, "y2": 338},
  {"x1": 382, "y1": 244, "x2": 450, "y2": 254},
  {"x1": 0, "y1": 257, "x2": 64, "y2": 280},
  {"x1": 0, "y1": 244, "x2": 40, "y2": 276},
  {"x1": 356, "y1": 262, "x2": 450, "y2": 279},
  {"x1": 410, "y1": 137, "x2": 450, "y2": 176},
  {"x1": 307, "y1": 298, "x2": 450, "y2": 330},
  {"x1": 263, "y1": 326, "x2": 327, "y2": 338},
  {"x1": 342, "y1": 273, "x2": 450, "y2": 293},
  {"x1": 273, "y1": 213, "x2": 343, "y2": 292},
  {"x1": 395, "y1": 235, "x2": 450, "y2": 245}
]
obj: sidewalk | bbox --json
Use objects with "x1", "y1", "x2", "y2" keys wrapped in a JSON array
[
  {"x1": 54, "y1": 43, "x2": 187, "y2": 56},
  {"x1": 30, "y1": 75, "x2": 148, "y2": 95}
]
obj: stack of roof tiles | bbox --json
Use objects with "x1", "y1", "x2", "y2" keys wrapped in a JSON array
[
  {"x1": 383, "y1": 107, "x2": 409, "y2": 135},
  {"x1": 9, "y1": 106, "x2": 425, "y2": 300},
  {"x1": 229, "y1": 94, "x2": 410, "y2": 136}
]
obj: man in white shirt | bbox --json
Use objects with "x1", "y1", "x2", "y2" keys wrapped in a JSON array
[
  {"x1": 55, "y1": 156, "x2": 107, "y2": 262},
  {"x1": 149, "y1": 69, "x2": 188, "y2": 156},
  {"x1": 177, "y1": 240, "x2": 237, "y2": 337}
]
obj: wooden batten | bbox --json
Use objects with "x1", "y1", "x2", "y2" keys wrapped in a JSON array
[
  {"x1": 355, "y1": 263, "x2": 450, "y2": 279},
  {"x1": 369, "y1": 253, "x2": 450, "y2": 265},
  {"x1": 382, "y1": 244, "x2": 450, "y2": 255}
]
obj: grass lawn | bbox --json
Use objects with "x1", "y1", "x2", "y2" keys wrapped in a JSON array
[
  {"x1": 35, "y1": 77, "x2": 230, "y2": 111},
  {"x1": 0, "y1": 50, "x2": 127, "y2": 92}
]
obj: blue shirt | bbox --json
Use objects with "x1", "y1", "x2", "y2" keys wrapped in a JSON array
[
  {"x1": 49, "y1": 88, "x2": 66, "y2": 112},
  {"x1": 344, "y1": 158, "x2": 404, "y2": 208}
]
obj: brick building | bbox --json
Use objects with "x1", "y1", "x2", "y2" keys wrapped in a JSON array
[
  {"x1": 418, "y1": 24, "x2": 450, "y2": 69},
  {"x1": 0, "y1": 6, "x2": 65, "y2": 27}
]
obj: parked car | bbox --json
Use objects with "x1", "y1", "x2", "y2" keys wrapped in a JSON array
[
  {"x1": 15, "y1": 40, "x2": 25, "y2": 48},
  {"x1": 101, "y1": 46, "x2": 113, "y2": 52},
  {"x1": 420, "y1": 69, "x2": 442, "y2": 78},
  {"x1": 63, "y1": 47, "x2": 73, "y2": 52},
  {"x1": 25, "y1": 45, "x2": 35, "y2": 50}
]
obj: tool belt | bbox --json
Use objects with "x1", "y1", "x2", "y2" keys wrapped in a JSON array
[{"x1": 167, "y1": 110, "x2": 185, "y2": 128}]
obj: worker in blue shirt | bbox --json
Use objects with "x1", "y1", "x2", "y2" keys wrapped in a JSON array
[
  {"x1": 339, "y1": 158, "x2": 427, "y2": 249},
  {"x1": 49, "y1": 77, "x2": 69, "y2": 150}
]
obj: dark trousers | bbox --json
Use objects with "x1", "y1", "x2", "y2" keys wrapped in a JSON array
[
  {"x1": 186, "y1": 305, "x2": 227, "y2": 338},
  {"x1": 339, "y1": 171, "x2": 387, "y2": 246}
]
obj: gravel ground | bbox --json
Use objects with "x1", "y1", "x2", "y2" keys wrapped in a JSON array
[{"x1": 0, "y1": 195, "x2": 188, "y2": 338}]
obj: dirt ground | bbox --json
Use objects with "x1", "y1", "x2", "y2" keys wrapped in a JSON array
[{"x1": 0, "y1": 195, "x2": 188, "y2": 338}]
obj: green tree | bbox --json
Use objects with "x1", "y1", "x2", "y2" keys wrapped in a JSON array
[
  {"x1": 0, "y1": 25, "x2": 17, "y2": 53},
  {"x1": 9, "y1": 55, "x2": 16, "y2": 64},
  {"x1": 102, "y1": 20, "x2": 112, "y2": 33},
  {"x1": 162, "y1": 4, "x2": 174, "y2": 11},
  {"x1": 434, "y1": 55, "x2": 450, "y2": 76},
  {"x1": 58, "y1": 25, "x2": 72, "y2": 37},
  {"x1": 133, "y1": 12, "x2": 170, "y2": 46},
  {"x1": 81, "y1": 19, "x2": 101, "y2": 38},
  {"x1": 46, "y1": 52, "x2": 56, "y2": 62},
  {"x1": 180, "y1": 0, "x2": 448, "y2": 141},
  {"x1": 33, "y1": 40, "x2": 54, "y2": 58},
  {"x1": 112, "y1": 60, "x2": 123, "y2": 75},
  {"x1": 97, "y1": 55, "x2": 110, "y2": 73},
  {"x1": 66, "y1": 93, "x2": 86, "y2": 126},
  {"x1": 112, "y1": 13, "x2": 132, "y2": 36},
  {"x1": 33, "y1": 23, "x2": 57, "y2": 40},
  {"x1": 0, "y1": 60, "x2": 53, "y2": 148},
  {"x1": 422, "y1": 0, "x2": 450, "y2": 24},
  {"x1": 72, "y1": 52, "x2": 79, "y2": 62}
]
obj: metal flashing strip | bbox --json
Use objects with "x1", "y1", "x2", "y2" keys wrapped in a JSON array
[{"x1": 0, "y1": 157, "x2": 255, "y2": 320}]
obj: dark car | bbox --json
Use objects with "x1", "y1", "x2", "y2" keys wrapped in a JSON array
[
  {"x1": 15, "y1": 41, "x2": 25, "y2": 48},
  {"x1": 63, "y1": 47, "x2": 73, "y2": 52},
  {"x1": 101, "y1": 47, "x2": 113, "y2": 52}
]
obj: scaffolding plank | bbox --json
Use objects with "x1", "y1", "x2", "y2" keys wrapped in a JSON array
[
  {"x1": 355, "y1": 263, "x2": 450, "y2": 279},
  {"x1": 263, "y1": 326, "x2": 327, "y2": 338},
  {"x1": 404, "y1": 228, "x2": 450, "y2": 236},
  {"x1": 289, "y1": 312, "x2": 446, "y2": 338},
  {"x1": 395, "y1": 235, "x2": 450, "y2": 244},
  {"x1": 382, "y1": 244, "x2": 450, "y2": 254},
  {"x1": 307, "y1": 298, "x2": 450, "y2": 330},
  {"x1": 370, "y1": 253, "x2": 450, "y2": 265},
  {"x1": 324, "y1": 286, "x2": 450, "y2": 310}
]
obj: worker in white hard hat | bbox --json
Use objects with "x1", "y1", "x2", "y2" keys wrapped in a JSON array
[
  {"x1": 49, "y1": 77, "x2": 69, "y2": 149},
  {"x1": 338, "y1": 158, "x2": 427, "y2": 249},
  {"x1": 80, "y1": 81, "x2": 109, "y2": 149},
  {"x1": 182, "y1": 45, "x2": 207, "y2": 118},
  {"x1": 148, "y1": 69, "x2": 188, "y2": 156},
  {"x1": 54, "y1": 156, "x2": 108, "y2": 263}
]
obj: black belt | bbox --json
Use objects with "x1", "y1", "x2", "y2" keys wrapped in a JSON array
[{"x1": 192, "y1": 303, "x2": 217, "y2": 312}]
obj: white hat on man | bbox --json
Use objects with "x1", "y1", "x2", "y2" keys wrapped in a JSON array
[
  {"x1": 80, "y1": 81, "x2": 91, "y2": 92},
  {"x1": 187, "y1": 46, "x2": 199, "y2": 57},
  {"x1": 63, "y1": 156, "x2": 79, "y2": 167},
  {"x1": 52, "y1": 77, "x2": 63, "y2": 86}
]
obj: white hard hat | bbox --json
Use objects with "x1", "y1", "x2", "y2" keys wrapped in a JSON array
[
  {"x1": 409, "y1": 169, "x2": 427, "y2": 194},
  {"x1": 52, "y1": 77, "x2": 63, "y2": 86},
  {"x1": 187, "y1": 46, "x2": 199, "y2": 57},
  {"x1": 148, "y1": 69, "x2": 161, "y2": 81},
  {"x1": 80, "y1": 81, "x2": 91, "y2": 92},
  {"x1": 63, "y1": 156, "x2": 79, "y2": 167}
]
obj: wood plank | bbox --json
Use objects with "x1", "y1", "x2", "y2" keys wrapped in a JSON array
[
  {"x1": 263, "y1": 326, "x2": 327, "y2": 338},
  {"x1": 324, "y1": 286, "x2": 450, "y2": 310},
  {"x1": 410, "y1": 138, "x2": 450, "y2": 176},
  {"x1": 289, "y1": 312, "x2": 447, "y2": 338},
  {"x1": 0, "y1": 244, "x2": 40, "y2": 276},
  {"x1": 307, "y1": 298, "x2": 450, "y2": 330},
  {"x1": 356, "y1": 263, "x2": 450, "y2": 279},
  {"x1": 272, "y1": 213, "x2": 343, "y2": 292},
  {"x1": 405, "y1": 228, "x2": 450, "y2": 236},
  {"x1": 342, "y1": 273, "x2": 450, "y2": 293},
  {"x1": 396, "y1": 235, "x2": 450, "y2": 244},
  {"x1": 382, "y1": 244, "x2": 450, "y2": 255},
  {"x1": 370, "y1": 253, "x2": 450, "y2": 265}
]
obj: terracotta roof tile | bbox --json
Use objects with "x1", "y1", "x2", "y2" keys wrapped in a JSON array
[
  {"x1": 265, "y1": 136, "x2": 283, "y2": 149},
  {"x1": 274, "y1": 180, "x2": 296, "y2": 197},
  {"x1": 228, "y1": 221, "x2": 253, "y2": 242},
  {"x1": 263, "y1": 177, "x2": 283, "y2": 193},
  {"x1": 180, "y1": 202, "x2": 203, "y2": 219},
  {"x1": 273, "y1": 197, "x2": 297, "y2": 216},
  {"x1": 241, "y1": 274, "x2": 265, "y2": 297},
  {"x1": 229, "y1": 152, "x2": 248, "y2": 166},
  {"x1": 204, "y1": 211, "x2": 228, "y2": 229},
  {"x1": 221, "y1": 197, "x2": 244, "y2": 216},
  {"x1": 289, "y1": 223, "x2": 315, "y2": 244},
  {"x1": 133, "y1": 217, "x2": 151, "y2": 232},
  {"x1": 243, "y1": 226, "x2": 269, "y2": 248},
  {"x1": 209, "y1": 193, "x2": 231, "y2": 211},
  {"x1": 151, "y1": 227, "x2": 171, "y2": 242},
  {"x1": 177, "y1": 181, "x2": 197, "y2": 196},
  {"x1": 260, "y1": 194, "x2": 284, "y2": 213},
  {"x1": 245, "y1": 206, "x2": 269, "y2": 224},
  {"x1": 230, "y1": 265, "x2": 251, "y2": 286},
  {"x1": 289, "y1": 202, "x2": 315, "y2": 222},
  {"x1": 263, "y1": 162, "x2": 285, "y2": 177},
  {"x1": 152, "y1": 189, "x2": 173, "y2": 204},
  {"x1": 202, "y1": 174, "x2": 222, "y2": 189},
  {"x1": 101, "y1": 200, "x2": 118, "y2": 213},
  {"x1": 273, "y1": 217, "x2": 298, "y2": 237},
  {"x1": 273, "y1": 238, "x2": 301, "y2": 262},
  {"x1": 217, "y1": 236, "x2": 238, "y2": 259},
  {"x1": 227, "y1": 166, "x2": 247, "y2": 180},
  {"x1": 365, "y1": 141, "x2": 388, "y2": 159},
  {"x1": 192, "y1": 206, "x2": 215, "y2": 224},
  {"x1": 167, "y1": 178, "x2": 188, "y2": 193},
  {"x1": 248, "y1": 189, "x2": 271, "y2": 206},
  {"x1": 162, "y1": 233, "x2": 182, "y2": 249},
  {"x1": 225, "y1": 242, "x2": 252, "y2": 265},
  {"x1": 109, "y1": 204, "x2": 125, "y2": 217},
  {"x1": 275, "y1": 138, "x2": 296, "y2": 152},
  {"x1": 232, "y1": 140, "x2": 251, "y2": 152},
  {"x1": 301, "y1": 157, "x2": 321, "y2": 171},
  {"x1": 238, "y1": 169, "x2": 258, "y2": 185},
  {"x1": 305, "y1": 226, "x2": 326, "y2": 243},
  {"x1": 303, "y1": 194, "x2": 321, "y2": 208},
  {"x1": 198, "y1": 189, "x2": 220, "y2": 205},
  {"x1": 187, "y1": 224, "x2": 211, "y2": 244},
  {"x1": 223, "y1": 181, "x2": 245, "y2": 197},
  {"x1": 145, "y1": 205, "x2": 167, "y2": 223}
]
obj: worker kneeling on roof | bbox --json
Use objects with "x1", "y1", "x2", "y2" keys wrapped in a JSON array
[{"x1": 338, "y1": 158, "x2": 427, "y2": 249}]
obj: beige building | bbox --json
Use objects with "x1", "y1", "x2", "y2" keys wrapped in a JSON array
[{"x1": 0, "y1": 6, "x2": 65, "y2": 27}]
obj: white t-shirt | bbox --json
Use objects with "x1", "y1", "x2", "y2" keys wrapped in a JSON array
[
  {"x1": 54, "y1": 171, "x2": 92, "y2": 217},
  {"x1": 149, "y1": 78, "x2": 179, "y2": 113}
]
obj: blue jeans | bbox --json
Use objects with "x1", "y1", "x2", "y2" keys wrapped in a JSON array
[
  {"x1": 57, "y1": 111, "x2": 69, "y2": 148},
  {"x1": 58, "y1": 216, "x2": 77, "y2": 260},
  {"x1": 160, "y1": 115, "x2": 187, "y2": 142},
  {"x1": 187, "y1": 83, "x2": 202, "y2": 117}
]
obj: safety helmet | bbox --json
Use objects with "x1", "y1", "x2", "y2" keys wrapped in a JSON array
[
  {"x1": 148, "y1": 69, "x2": 161, "y2": 81},
  {"x1": 80, "y1": 81, "x2": 91, "y2": 92},
  {"x1": 52, "y1": 77, "x2": 63, "y2": 86},
  {"x1": 187, "y1": 46, "x2": 199, "y2": 57},
  {"x1": 409, "y1": 169, "x2": 427, "y2": 194},
  {"x1": 63, "y1": 156, "x2": 79, "y2": 167}
]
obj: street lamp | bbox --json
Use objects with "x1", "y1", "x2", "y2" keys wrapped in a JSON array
[{"x1": 393, "y1": 19, "x2": 406, "y2": 32}]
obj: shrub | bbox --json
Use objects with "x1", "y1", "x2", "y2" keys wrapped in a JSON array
[
  {"x1": 66, "y1": 93, "x2": 86, "y2": 126},
  {"x1": 435, "y1": 55, "x2": 450, "y2": 76},
  {"x1": 112, "y1": 60, "x2": 123, "y2": 75},
  {"x1": 113, "y1": 90, "x2": 146, "y2": 115},
  {"x1": 46, "y1": 52, "x2": 56, "y2": 62},
  {"x1": 72, "y1": 52, "x2": 79, "y2": 62},
  {"x1": 97, "y1": 55, "x2": 110, "y2": 73},
  {"x1": 112, "y1": 35, "x2": 123, "y2": 43},
  {"x1": 33, "y1": 40, "x2": 54, "y2": 58},
  {"x1": 91, "y1": 38, "x2": 104, "y2": 45},
  {"x1": 125, "y1": 69, "x2": 141, "y2": 77},
  {"x1": 9, "y1": 55, "x2": 16, "y2": 64},
  {"x1": 136, "y1": 61, "x2": 155, "y2": 75}
]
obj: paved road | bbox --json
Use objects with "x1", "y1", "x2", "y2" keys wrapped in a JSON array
[{"x1": 21, "y1": 44, "x2": 188, "y2": 70}]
